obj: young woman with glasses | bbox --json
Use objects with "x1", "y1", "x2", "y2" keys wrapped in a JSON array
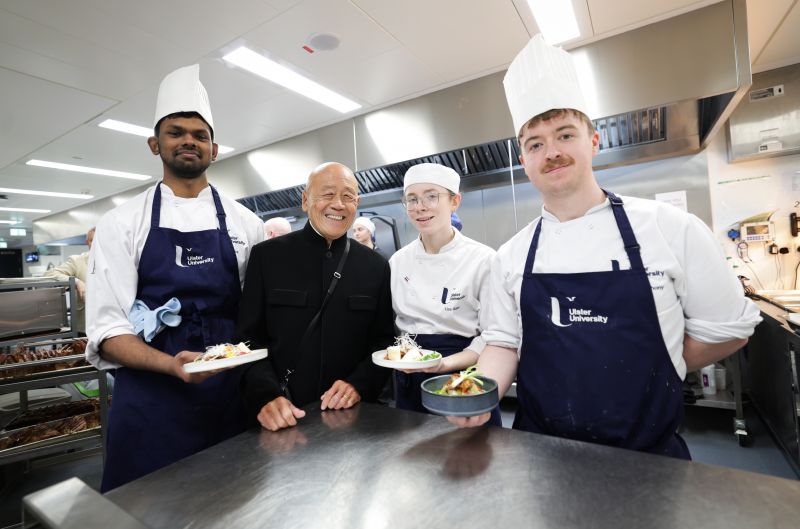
[{"x1": 389, "y1": 163, "x2": 502, "y2": 425}]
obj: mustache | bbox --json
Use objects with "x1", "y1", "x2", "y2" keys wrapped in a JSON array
[{"x1": 542, "y1": 157, "x2": 573, "y2": 173}]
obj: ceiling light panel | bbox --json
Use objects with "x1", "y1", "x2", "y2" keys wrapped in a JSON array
[
  {"x1": 0, "y1": 207, "x2": 51, "y2": 213},
  {"x1": 98, "y1": 119, "x2": 234, "y2": 155},
  {"x1": 0, "y1": 187, "x2": 94, "y2": 199},
  {"x1": 27, "y1": 160, "x2": 152, "y2": 181},
  {"x1": 526, "y1": 0, "x2": 581, "y2": 45},
  {"x1": 223, "y1": 46, "x2": 361, "y2": 113}
]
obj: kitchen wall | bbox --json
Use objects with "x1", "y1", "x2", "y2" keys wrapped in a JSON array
[{"x1": 706, "y1": 131, "x2": 800, "y2": 290}]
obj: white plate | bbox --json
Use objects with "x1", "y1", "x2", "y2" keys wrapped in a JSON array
[
  {"x1": 183, "y1": 348, "x2": 268, "y2": 373},
  {"x1": 371, "y1": 350, "x2": 442, "y2": 370}
]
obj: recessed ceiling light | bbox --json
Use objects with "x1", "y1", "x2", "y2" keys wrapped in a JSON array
[
  {"x1": 0, "y1": 187, "x2": 94, "y2": 200},
  {"x1": 27, "y1": 160, "x2": 151, "y2": 181},
  {"x1": 222, "y1": 46, "x2": 361, "y2": 113},
  {"x1": 98, "y1": 119, "x2": 235, "y2": 155},
  {"x1": 0, "y1": 206, "x2": 50, "y2": 213},
  {"x1": 0, "y1": 220, "x2": 18, "y2": 224},
  {"x1": 526, "y1": 0, "x2": 580, "y2": 45}
]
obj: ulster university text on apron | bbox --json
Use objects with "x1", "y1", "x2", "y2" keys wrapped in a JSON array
[
  {"x1": 102, "y1": 184, "x2": 247, "y2": 491},
  {"x1": 513, "y1": 192, "x2": 689, "y2": 459}
]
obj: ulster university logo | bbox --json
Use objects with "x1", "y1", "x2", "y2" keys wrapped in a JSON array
[
  {"x1": 175, "y1": 246, "x2": 215, "y2": 268},
  {"x1": 550, "y1": 296, "x2": 609, "y2": 327}
]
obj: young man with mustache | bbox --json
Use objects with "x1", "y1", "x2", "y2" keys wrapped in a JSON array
[{"x1": 449, "y1": 36, "x2": 761, "y2": 459}]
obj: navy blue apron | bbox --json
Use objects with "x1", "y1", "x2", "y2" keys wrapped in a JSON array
[
  {"x1": 395, "y1": 334, "x2": 502, "y2": 426},
  {"x1": 513, "y1": 192, "x2": 689, "y2": 459},
  {"x1": 101, "y1": 184, "x2": 247, "y2": 491}
]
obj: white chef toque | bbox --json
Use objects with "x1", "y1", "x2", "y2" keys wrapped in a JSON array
[
  {"x1": 503, "y1": 34, "x2": 590, "y2": 138},
  {"x1": 153, "y1": 64, "x2": 214, "y2": 132},
  {"x1": 404, "y1": 163, "x2": 460, "y2": 194},
  {"x1": 353, "y1": 216, "x2": 376, "y2": 234}
]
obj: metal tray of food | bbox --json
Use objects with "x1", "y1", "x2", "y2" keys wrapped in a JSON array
[{"x1": 0, "y1": 411, "x2": 101, "y2": 459}]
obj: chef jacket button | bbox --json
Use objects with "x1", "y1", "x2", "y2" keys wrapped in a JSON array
[
  {"x1": 325, "y1": 251, "x2": 332, "y2": 258},
  {"x1": 555, "y1": 229, "x2": 562, "y2": 235}
]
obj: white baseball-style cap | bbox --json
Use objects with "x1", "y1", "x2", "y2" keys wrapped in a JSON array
[
  {"x1": 353, "y1": 216, "x2": 375, "y2": 234},
  {"x1": 503, "y1": 34, "x2": 590, "y2": 137},
  {"x1": 153, "y1": 64, "x2": 214, "y2": 131},
  {"x1": 404, "y1": 163, "x2": 460, "y2": 194}
]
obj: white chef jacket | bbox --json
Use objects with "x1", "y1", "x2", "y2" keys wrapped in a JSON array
[
  {"x1": 482, "y1": 195, "x2": 762, "y2": 379},
  {"x1": 86, "y1": 183, "x2": 265, "y2": 369},
  {"x1": 390, "y1": 229, "x2": 496, "y2": 354}
]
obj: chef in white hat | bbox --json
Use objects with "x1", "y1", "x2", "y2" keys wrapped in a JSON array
[
  {"x1": 352, "y1": 216, "x2": 378, "y2": 251},
  {"x1": 86, "y1": 64, "x2": 265, "y2": 490},
  {"x1": 388, "y1": 163, "x2": 501, "y2": 425},
  {"x1": 449, "y1": 36, "x2": 761, "y2": 458}
]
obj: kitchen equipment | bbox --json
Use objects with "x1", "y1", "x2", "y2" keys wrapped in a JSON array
[{"x1": 0, "y1": 283, "x2": 67, "y2": 339}]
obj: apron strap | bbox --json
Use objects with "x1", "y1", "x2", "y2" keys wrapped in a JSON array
[
  {"x1": 151, "y1": 182, "x2": 163, "y2": 227},
  {"x1": 209, "y1": 185, "x2": 229, "y2": 232},
  {"x1": 524, "y1": 218, "x2": 544, "y2": 273},
  {"x1": 605, "y1": 191, "x2": 645, "y2": 270}
]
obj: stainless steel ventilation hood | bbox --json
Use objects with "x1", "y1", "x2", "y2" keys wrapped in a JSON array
[{"x1": 576, "y1": 0, "x2": 751, "y2": 169}]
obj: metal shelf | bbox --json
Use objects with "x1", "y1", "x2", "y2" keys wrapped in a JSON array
[
  {"x1": 0, "y1": 278, "x2": 106, "y2": 468},
  {"x1": 691, "y1": 388, "x2": 737, "y2": 410}
]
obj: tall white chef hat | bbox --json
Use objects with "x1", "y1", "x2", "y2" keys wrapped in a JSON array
[
  {"x1": 503, "y1": 34, "x2": 590, "y2": 138},
  {"x1": 353, "y1": 216, "x2": 376, "y2": 234},
  {"x1": 153, "y1": 64, "x2": 214, "y2": 133},
  {"x1": 404, "y1": 163, "x2": 460, "y2": 194}
]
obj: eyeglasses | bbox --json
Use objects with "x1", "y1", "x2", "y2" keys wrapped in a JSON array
[
  {"x1": 401, "y1": 192, "x2": 452, "y2": 211},
  {"x1": 312, "y1": 192, "x2": 358, "y2": 205}
]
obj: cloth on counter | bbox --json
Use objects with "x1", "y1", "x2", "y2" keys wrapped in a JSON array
[
  {"x1": 128, "y1": 297, "x2": 182, "y2": 343},
  {"x1": 482, "y1": 194, "x2": 762, "y2": 380},
  {"x1": 390, "y1": 229, "x2": 494, "y2": 355},
  {"x1": 85, "y1": 183, "x2": 265, "y2": 370}
]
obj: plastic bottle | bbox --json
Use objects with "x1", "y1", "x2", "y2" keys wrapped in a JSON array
[{"x1": 701, "y1": 364, "x2": 717, "y2": 395}]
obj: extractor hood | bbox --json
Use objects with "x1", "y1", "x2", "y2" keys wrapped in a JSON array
[
  {"x1": 726, "y1": 62, "x2": 800, "y2": 162},
  {"x1": 576, "y1": 0, "x2": 751, "y2": 169}
]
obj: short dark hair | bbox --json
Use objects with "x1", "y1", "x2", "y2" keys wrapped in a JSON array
[
  {"x1": 154, "y1": 111, "x2": 214, "y2": 140},
  {"x1": 517, "y1": 108, "x2": 594, "y2": 144}
]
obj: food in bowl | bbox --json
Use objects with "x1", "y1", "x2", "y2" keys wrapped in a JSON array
[{"x1": 434, "y1": 366, "x2": 486, "y2": 396}]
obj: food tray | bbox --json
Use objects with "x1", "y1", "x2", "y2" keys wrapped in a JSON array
[{"x1": 0, "y1": 411, "x2": 101, "y2": 458}]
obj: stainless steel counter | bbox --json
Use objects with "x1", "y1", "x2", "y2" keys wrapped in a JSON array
[{"x1": 100, "y1": 403, "x2": 800, "y2": 529}]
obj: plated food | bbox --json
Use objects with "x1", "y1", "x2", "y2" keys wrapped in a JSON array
[
  {"x1": 371, "y1": 334, "x2": 442, "y2": 370},
  {"x1": 421, "y1": 367, "x2": 499, "y2": 417},
  {"x1": 183, "y1": 342, "x2": 268, "y2": 373},
  {"x1": 434, "y1": 366, "x2": 487, "y2": 396}
]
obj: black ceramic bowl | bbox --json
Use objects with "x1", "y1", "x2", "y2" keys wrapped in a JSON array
[{"x1": 420, "y1": 375, "x2": 499, "y2": 417}]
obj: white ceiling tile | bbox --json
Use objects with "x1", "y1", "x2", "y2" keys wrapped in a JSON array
[
  {"x1": 321, "y1": 47, "x2": 445, "y2": 106},
  {"x1": 0, "y1": 69, "x2": 117, "y2": 169},
  {"x1": 752, "y1": 1, "x2": 800, "y2": 71},
  {"x1": 586, "y1": 0, "x2": 718, "y2": 35},
  {"x1": 351, "y1": 0, "x2": 529, "y2": 82},
  {"x1": 746, "y1": 0, "x2": 795, "y2": 62}
]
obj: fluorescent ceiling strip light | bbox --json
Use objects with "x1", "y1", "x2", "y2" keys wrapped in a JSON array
[
  {"x1": 526, "y1": 0, "x2": 580, "y2": 45},
  {"x1": 0, "y1": 220, "x2": 18, "y2": 224},
  {"x1": 27, "y1": 160, "x2": 151, "y2": 181},
  {"x1": 0, "y1": 206, "x2": 50, "y2": 213},
  {"x1": 223, "y1": 46, "x2": 361, "y2": 113},
  {"x1": 98, "y1": 119, "x2": 235, "y2": 154},
  {"x1": 0, "y1": 186, "x2": 93, "y2": 200},
  {"x1": 98, "y1": 119, "x2": 152, "y2": 137}
]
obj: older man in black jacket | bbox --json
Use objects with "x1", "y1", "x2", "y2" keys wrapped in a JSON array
[{"x1": 237, "y1": 162, "x2": 394, "y2": 431}]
